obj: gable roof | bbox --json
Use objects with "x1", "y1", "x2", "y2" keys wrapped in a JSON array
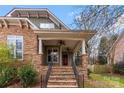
[
  {"x1": 5, "y1": 8, "x2": 70, "y2": 30},
  {"x1": 107, "y1": 31, "x2": 124, "y2": 56}
]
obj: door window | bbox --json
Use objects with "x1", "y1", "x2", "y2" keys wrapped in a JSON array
[{"x1": 47, "y1": 48, "x2": 59, "y2": 63}]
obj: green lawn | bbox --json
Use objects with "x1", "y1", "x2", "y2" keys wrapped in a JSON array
[{"x1": 84, "y1": 73, "x2": 124, "y2": 88}]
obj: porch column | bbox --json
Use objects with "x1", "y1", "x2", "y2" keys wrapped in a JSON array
[
  {"x1": 82, "y1": 39, "x2": 86, "y2": 55},
  {"x1": 39, "y1": 38, "x2": 43, "y2": 54},
  {"x1": 38, "y1": 38, "x2": 43, "y2": 66},
  {"x1": 81, "y1": 39, "x2": 88, "y2": 80}
]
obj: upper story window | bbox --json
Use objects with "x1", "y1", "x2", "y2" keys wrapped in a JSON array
[{"x1": 40, "y1": 23, "x2": 55, "y2": 29}]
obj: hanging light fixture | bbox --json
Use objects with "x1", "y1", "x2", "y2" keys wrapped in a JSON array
[{"x1": 58, "y1": 40, "x2": 65, "y2": 46}]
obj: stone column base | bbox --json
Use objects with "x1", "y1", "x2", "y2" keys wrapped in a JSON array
[{"x1": 81, "y1": 54, "x2": 88, "y2": 81}]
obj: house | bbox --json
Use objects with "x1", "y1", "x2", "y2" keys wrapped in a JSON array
[
  {"x1": 0, "y1": 8, "x2": 95, "y2": 87},
  {"x1": 107, "y1": 31, "x2": 124, "y2": 64}
]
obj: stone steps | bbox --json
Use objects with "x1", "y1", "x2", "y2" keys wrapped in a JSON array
[
  {"x1": 52, "y1": 69, "x2": 73, "y2": 72},
  {"x1": 49, "y1": 75, "x2": 76, "y2": 80},
  {"x1": 48, "y1": 80, "x2": 77, "y2": 82},
  {"x1": 51, "y1": 72, "x2": 74, "y2": 75},
  {"x1": 47, "y1": 85, "x2": 78, "y2": 88},
  {"x1": 52, "y1": 66, "x2": 72, "y2": 69},
  {"x1": 47, "y1": 66, "x2": 78, "y2": 88},
  {"x1": 47, "y1": 81, "x2": 77, "y2": 86}
]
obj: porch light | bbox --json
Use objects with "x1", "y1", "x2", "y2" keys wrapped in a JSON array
[
  {"x1": 58, "y1": 40, "x2": 65, "y2": 46},
  {"x1": 66, "y1": 47, "x2": 72, "y2": 52}
]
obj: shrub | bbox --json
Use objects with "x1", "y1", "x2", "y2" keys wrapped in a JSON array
[
  {"x1": 113, "y1": 62, "x2": 124, "y2": 73},
  {"x1": 0, "y1": 65, "x2": 17, "y2": 87},
  {"x1": 0, "y1": 43, "x2": 13, "y2": 63},
  {"x1": 98, "y1": 55, "x2": 107, "y2": 65},
  {"x1": 87, "y1": 68, "x2": 92, "y2": 78},
  {"x1": 88, "y1": 64, "x2": 110, "y2": 74},
  {"x1": 18, "y1": 64, "x2": 38, "y2": 87}
]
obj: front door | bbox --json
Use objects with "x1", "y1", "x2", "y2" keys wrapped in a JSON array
[
  {"x1": 47, "y1": 47, "x2": 59, "y2": 64},
  {"x1": 62, "y1": 53, "x2": 68, "y2": 66}
]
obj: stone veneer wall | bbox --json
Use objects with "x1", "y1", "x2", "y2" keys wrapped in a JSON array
[
  {"x1": 0, "y1": 26, "x2": 42, "y2": 72},
  {"x1": 82, "y1": 54, "x2": 88, "y2": 81}
]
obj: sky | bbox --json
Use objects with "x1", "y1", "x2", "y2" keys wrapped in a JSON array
[{"x1": 0, "y1": 5, "x2": 81, "y2": 28}]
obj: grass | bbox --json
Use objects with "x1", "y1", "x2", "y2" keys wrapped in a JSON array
[{"x1": 84, "y1": 73, "x2": 124, "y2": 88}]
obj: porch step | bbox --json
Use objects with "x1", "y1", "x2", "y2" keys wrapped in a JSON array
[
  {"x1": 52, "y1": 69, "x2": 73, "y2": 71},
  {"x1": 49, "y1": 75, "x2": 76, "y2": 80},
  {"x1": 48, "y1": 80, "x2": 77, "y2": 85},
  {"x1": 47, "y1": 66, "x2": 78, "y2": 88},
  {"x1": 52, "y1": 66, "x2": 72, "y2": 69},
  {"x1": 48, "y1": 80, "x2": 76, "y2": 82},
  {"x1": 51, "y1": 72, "x2": 74, "y2": 75},
  {"x1": 47, "y1": 85, "x2": 78, "y2": 88}
]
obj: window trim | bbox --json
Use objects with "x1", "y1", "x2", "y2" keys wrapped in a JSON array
[{"x1": 7, "y1": 35, "x2": 24, "y2": 60}]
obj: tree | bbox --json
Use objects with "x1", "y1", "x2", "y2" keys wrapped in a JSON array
[
  {"x1": 72, "y1": 5, "x2": 124, "y2": 63},
  {"x1": 73, "y1": 5, "x2": 124, "y2": 32},
  {"x1": 98, "y1": 37, "x2": 108, "y2": 64},
  {"x1": 108, "y1": 34, "x2": 118, "y2": 49},
  {"x1": 98, "y1": 34, "x2": 118, "y2": 64}
]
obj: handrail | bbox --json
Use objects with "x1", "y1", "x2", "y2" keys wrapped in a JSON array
[
  {"x1": 72, "y1": 61, "x2": 80, "y2": 87},
  {"x1": 72, "y1": 61, "x2": 84, "y2": 88},
  {"x1": 41, "y1": 63, "x2": 53, "y2": 88}
]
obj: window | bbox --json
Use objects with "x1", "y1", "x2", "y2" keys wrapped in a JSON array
[
  {"x1": 40, "y1": 23, "x2": 55, "y2": 29},
  {"x1": 47, "y1": 48, "x2": 59, "y2": 63},
  {"x1": 7, "y1": 35, "x2": 23, "y2": 60}
]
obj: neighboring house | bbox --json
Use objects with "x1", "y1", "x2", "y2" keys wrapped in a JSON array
[
  {"x1": 107, "y1": 31, "x2": 124, "y2": 64},
  {"x1": 0, "y1": 8, "x2": 95, "y2": 87}
]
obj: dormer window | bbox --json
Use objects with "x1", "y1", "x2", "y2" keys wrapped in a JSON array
[{"x1": 40, "y1": 23, "x2": 55, "y2": 29}]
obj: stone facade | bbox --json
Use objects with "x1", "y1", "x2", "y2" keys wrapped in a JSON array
[
  {"x1": 81, "y1": 54, "x2": 88, "y2": 81},
  {"x1": 0, "y1": 26, "x2": 42, "y2": 71}
]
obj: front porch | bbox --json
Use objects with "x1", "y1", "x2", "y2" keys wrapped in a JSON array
[
  {"x1": 40, "y1": 40, "x2": 83, "y2": 66},
  {"x1": 36, "y1": 30, "x2": 94, "y2": 67},
  {"x1": 34, "y1": 30, "x2": 95, "y2": 86}
]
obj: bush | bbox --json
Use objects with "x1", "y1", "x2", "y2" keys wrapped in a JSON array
[
  {"x1": 113, "y1": 62, "x2": 124, "y2": 73},
  {"x1": 88, "y1": 68, "x2": 92, "y2": 77},
  {"x1": 0, "y1": 43, "x2": 13, "y2": 63},
  {"x1": 0, "y1": 65, "x2": 17, "y2": 87},
  {"x1": 98, "y1": 55, "x2": 107, "y2": 65},
  {"x1": 88, "y1": 64, "x2": 111, "y2": 74},
  {"x1": 18, "y1": 64, "x2": 38, "y2": 87}
]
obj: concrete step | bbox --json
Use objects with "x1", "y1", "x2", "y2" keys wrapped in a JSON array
[
  {"x1": 47, "y1": 85, "x2": 78, "y2": 88},
  {"x1": 46, "y1": 66, "x2": 78, "y2": 88},
  {"x1": 48, "y1": 80, "x2": 77, "y2": 83},
  {"x1": 49, "y1": 75, "x2": 76, "y2": 80},
  {"x1": 51, "y1": 71, "x2": 74, "y2": 73},
  {"x1": 52, "y1": 69, "x2": 72, "y2": 71},
  {"x1": 48, "y1": 80, "x2": 77, "y2": 85},
  {"x1": 52, "y1": 66, "x2": 72, "y2": 69},
  {"x1": 51, "y1": 72, "x2": 74, "y2": 75}
]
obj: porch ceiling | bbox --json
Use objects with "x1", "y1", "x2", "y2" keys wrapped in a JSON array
[
  {"x1": 43, "y1": 40, "x2": 81, "y2": 50},
  {"x1": 34, "y1": 30, "x2": 96, "y2": 41}
]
